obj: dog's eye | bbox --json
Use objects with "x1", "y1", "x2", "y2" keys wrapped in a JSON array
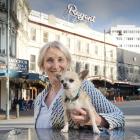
[
  {"x1": 61, "y1": 80, "x2": 64, "y2": 83},
  {"x1": 69, "y1": 79, "x2": 74, "y2": 83}
]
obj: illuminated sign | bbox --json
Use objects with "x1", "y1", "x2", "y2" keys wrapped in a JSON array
[{"x1": 67, "y1": 4, "x2": 96, "y2": 23}]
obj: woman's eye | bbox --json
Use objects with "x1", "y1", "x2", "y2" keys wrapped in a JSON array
[
  {"x1": 46, "y1": 58, "x2": 53, "y2": 62},
  {"x1": 61, "y1": 80, "x2": 64, "y2": 83},
  {"x1": 58, "y1": 58, "x2": 64, "y2": 62},
  {"x1": 69, "y1": 79, "x2": 74, "y2": 83}
]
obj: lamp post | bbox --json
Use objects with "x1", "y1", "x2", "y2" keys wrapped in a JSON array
[
  {"x1": 104, "y1": 29, "x2": 107, "y2": 93},
  {"x1": 6, "y1": 0, "x2": 10, "y2": 119}
]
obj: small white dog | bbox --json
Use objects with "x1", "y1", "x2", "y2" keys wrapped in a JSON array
[{"x1": 60, "y1": 70, "x2": 100, "y2": 134}]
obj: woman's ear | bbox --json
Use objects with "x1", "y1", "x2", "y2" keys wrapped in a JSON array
[{"x1": 79, "y1": 69, "x2": 89, "y2": 80}]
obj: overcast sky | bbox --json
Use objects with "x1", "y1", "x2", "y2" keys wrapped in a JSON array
[{"x1": 28, "y1": 0, "x2": 140, "y2": 32}]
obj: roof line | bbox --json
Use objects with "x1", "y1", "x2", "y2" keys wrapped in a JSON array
[{"x1": 28, "y1": 19, "x2": 117, "y2": 48}]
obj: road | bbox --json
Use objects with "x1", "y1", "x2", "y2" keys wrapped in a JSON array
[
  {"x1": 116, "y1": 100, "x2": 140, "y2": 116},
  {"x1": 115, "y1": 100, "x2": 140, "y2": 131}
]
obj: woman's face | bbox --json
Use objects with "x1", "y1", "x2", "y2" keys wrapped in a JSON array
[{"x1": 43, "y1": 47, "x2": 69, "y2": 82}]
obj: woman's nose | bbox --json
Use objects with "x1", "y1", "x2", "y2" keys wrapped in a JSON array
[{"x1": 53, "y1": 61, "x2": 60, "y2": 69}]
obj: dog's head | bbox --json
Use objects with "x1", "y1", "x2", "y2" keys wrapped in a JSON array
[{"x1": 60, "y1": 70, "x2": 89, "y2": 92}]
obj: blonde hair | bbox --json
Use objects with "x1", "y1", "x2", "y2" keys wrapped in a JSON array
[{"x1": 38, "y1": 41, "x2": 72, "y2": 71}]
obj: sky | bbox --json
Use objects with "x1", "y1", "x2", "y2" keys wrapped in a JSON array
[{"x1": 28, "y1": 0, "x2": 140, "y2": 33}]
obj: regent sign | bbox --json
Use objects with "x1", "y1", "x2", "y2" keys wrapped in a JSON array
[{"x1": 67, "y1": 4, "x2": 96, "y2": 23}]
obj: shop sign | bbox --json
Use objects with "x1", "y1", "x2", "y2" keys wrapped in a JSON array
[
  {"x1": 0, "y1": 58, "x2": 29, "y2": 73},
  {"x1": 9, "y1": 58, "x2": 29, "y2": 73}
]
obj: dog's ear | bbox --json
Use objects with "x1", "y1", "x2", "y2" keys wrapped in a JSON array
[{"x1": 78, "y1": 70, "x2": 89, "y2": 80}]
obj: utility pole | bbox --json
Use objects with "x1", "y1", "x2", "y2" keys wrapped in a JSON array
[
  {"x1": 6, "y1": 0, "x2": 10, "y2": 119},
  {"x1": 104, "y1": 29, "x2": 106, "y2": 93}
]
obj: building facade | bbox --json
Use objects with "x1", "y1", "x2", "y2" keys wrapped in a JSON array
[
  {"x1": 117, "y1": 48, "x2": 140, "y2": 83},
  {"x1": 110, "y1": 25, "x2": 140, "y2": 54},
  {"x1": 0, "y1": 0, "x2": 30, "y2": 111},
  {"x1": 28, "y1": 10, "x2": 118, "y2": 83}
]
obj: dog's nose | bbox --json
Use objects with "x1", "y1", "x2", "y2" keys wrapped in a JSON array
[{"x1": 63, "y1": 83, "x2": 67, "y2": 88}]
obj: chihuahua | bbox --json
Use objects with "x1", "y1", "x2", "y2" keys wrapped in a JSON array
[{"x1": 60, "y1": 70, "x2": 100, "y2": 134}]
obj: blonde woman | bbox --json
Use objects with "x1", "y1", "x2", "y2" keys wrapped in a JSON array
[{"x1": 34, "y1": 41, "x2": 125, "y2": 129}]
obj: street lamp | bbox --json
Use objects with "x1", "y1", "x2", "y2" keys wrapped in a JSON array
[
  {"x1": 103, "y1": 29, "x2": 111, "y2": 94},
  {"x1": 6, "y1": 0, "x2": 10, "y2": 119},
  {"x1": 104, "y1": 29, "x2": 107, "y2": 93}
]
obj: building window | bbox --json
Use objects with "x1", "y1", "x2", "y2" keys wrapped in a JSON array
[
  {"x1": 43, "y1": 32, "x2": 48, "y2": 43},
  {"x1": 66, "y1": 37, "x2": 70, "y2": 48},
  {"x1": 129, "y1": 67, "x2": 133, "y2": 73},
  {"x1": 95, "y1": 45, "x2": 98, "y2": 55},
  {"x1": 110, "y1": 67, "x2": 113, "y2": 79},
  {"x1": 77, "y1": 40, "x2": 81, "y2": 52},
  {"x1": 85, "y1": 63, "x2": 89, "y2": 70},
  {"x1": 110, "y1": 50, "x2": 113, "y2": 58},
  {"x1": 0, "y1": 27, "x2": 6, "y2": 55},
  {"x1": 0, "y1": 27, "x2": 1, "y2": 53},
  {"x1": 138, "y1": 66, "x2": 140, "y2": 74},
  {"x1": 30, "y1": 55, "x2": 36, "y2": 71},
  {"x1": 0, "y1": 0, "x2": 6, "y2": 9},
  {"x1": 94, "y1": 65, "x2": 99, "y2": 75},
  {"x1": 30, "y1": 28, "x2": 36, "y2": 41},
  {"x1": 75, "y1": 62, "x2": 81, "y2": 73},
  {"x1": 10, "y1": 32, "x2": 16, "y2": 57},
  {"x1": 86, "y1": 43, "x2": 89, "y2": 54},
  {"x1": 55, "y1": 34, "x2": 60, "y2": 41}
]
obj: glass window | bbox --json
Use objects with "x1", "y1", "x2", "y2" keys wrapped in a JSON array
[
  {"x1": 10, "y1": 32, "x2": 16, "y2": 57},
  {"x1": 75, "y1": 62, "x2": 81, "y2": 73},
  {"x1": 94, "y1": 65, "x2": 99, "y2": 75},
  {"x1": 77, "y1": 40, "x2": 81, "y2": 52},
  {"x1": 138, "y1": 67, "x2": 140, "y2": 74},
  {"x1": 86, "y1": 43, "x2": 89, "y2": 54},
  {"x1": 0, "y1": 27, "x2": 6, "y2": 55},
  {"x1": 110, "y1": 50, "x2": 113, "y2": 58},
  {"x1": 85, "y1": 63, "x2": 89, "y2": 70},
  {"x1": 0, "y1": 27, "x2": 1, "y2": 52},
  {"x1": 129, "y1": 67, "x2": 133, "y2": 73},
  {"x1": 95, "y1": 45, "x2": 98, "y2": 54},
  {"x1": 66, "y1": 38, "x2": 70, "y2": 48},
  {"x1": 30, "y1": 28, "x2": 36, "y2": 41},
  {"x1": 110, "y1": 67, "x2": 113, "y2": 79},
  {"x1": 0, "y1": 0, "x2": 6, "y2": 8},
  {"x1": 30, "y1": 55, "x2": 36, "y2": 71},
  {"x1": 55, "y1": 34, "x2": 60, "y2": 41},
  {"x1": 43, "y1": 32, "x2": 48, "y2": 43}
]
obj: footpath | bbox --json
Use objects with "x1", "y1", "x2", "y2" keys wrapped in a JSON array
[{"x1": 0, "y1": 109, "x2": 34, "y2": 128}]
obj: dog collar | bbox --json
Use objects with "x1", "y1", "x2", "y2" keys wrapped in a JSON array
[{"x1": 64, "y1": 86, "x2": 82, "y2": 103}]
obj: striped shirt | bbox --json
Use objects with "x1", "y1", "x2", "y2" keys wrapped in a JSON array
[{"x1": 34, "y1": 80, "x2": 125, "y2": 129}]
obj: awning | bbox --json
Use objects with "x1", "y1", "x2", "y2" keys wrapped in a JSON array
[
  {"x1": 0, "y1": 70, "x2": 48, "y2": 83},
  {"x1": 0, "y1": 69, "x2": 21, "y2": 78}
]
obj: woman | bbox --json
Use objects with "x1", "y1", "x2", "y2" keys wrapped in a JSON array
[{"x1": 34, "y1": 41, "x2": 125, "y2": 129}]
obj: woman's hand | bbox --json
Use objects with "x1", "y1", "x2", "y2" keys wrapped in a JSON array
[
  {"x1": 69, "y1": 108, "x2": 109, "y2": 128},
  {"x1": 69, "y1": 108, "x2": 90, "y2": 125}
]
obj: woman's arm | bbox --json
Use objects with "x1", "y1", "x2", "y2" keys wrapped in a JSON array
[{"x1": 70, "y1": 80, "x2": 125, "y2": 129}]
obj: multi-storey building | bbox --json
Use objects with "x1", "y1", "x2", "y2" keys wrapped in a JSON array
[
  {"x1": 110, "y1": 25, "x2": 140, "y2": 98},
  {"x1": 110, "y1": 25, "x2": 140, "y2": 53},
  {"x1": 0, "y1": 0, "x2": 30, "y2": 111},
  {"x1": 28, "y1": 10, "x2": 118, "y2": 83}
]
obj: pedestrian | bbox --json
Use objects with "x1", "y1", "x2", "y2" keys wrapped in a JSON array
[{"x1": 34, "y1": 41, "x2": 125, "y2": 129}]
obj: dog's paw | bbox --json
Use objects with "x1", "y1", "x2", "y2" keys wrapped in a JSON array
[
  {"x1": 93, "y1": 126, "x2": 100, "y2": 134},
  {"x1": 61, "y1": 128, "x2": 68, "y2": 133}
]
